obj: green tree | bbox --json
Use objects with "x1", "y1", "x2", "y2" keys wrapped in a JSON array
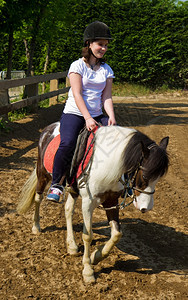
[
  {"x1": 0, "y1": 0, "x2": 187, "y2": 88},
  {"x1": 0, "y1": 0, "x2": 27, "y2": 78}
]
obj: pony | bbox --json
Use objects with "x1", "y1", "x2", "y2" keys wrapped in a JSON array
[{"x1": 17, "y1": 123, "x2": 169, "y2": 283}]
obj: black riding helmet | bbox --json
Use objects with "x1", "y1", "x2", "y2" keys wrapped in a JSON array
[{"x1": 83, "y1": 21, "x2": 112, "y2": 45}]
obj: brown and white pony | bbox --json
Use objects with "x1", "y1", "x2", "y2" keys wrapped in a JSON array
[{"x1": 17, "y1": 123, "x2": 169, "y2": 283}]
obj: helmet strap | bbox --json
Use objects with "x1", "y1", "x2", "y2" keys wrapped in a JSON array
[
  {"x1": 91, "y1": 51, "x2": 98, "y2": 60},
  {"x1": 87, "y1": 43, "x2": 99, "y2": 61}
]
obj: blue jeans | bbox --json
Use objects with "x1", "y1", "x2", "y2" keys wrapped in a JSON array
[{"x1": 52, "y1": 113, "x2": 108, "y2": 185}]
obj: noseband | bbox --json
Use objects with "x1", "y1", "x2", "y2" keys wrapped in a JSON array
[{"x1": 133, "y1": 186, "x2": 155, "y2": 195}]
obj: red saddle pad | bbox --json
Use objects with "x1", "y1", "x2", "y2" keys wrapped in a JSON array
[
  {"x1": 43, "y1": 127, "x2": 98, "y2": 177},
  {"x1": 43, "y1": 134, "x2": 60, "y2": 174}
]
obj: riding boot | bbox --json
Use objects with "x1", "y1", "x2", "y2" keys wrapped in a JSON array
[{"x1": 47, "y1": 175, "x2": 66, "y2": 203}]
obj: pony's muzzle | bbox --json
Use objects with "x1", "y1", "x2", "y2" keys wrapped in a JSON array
[
  {"x1": 133, "y1": 195, "x2": 154, "y2": 212},
  {"x1": 141, "y1": 208, "x2": 147, "y2": 213}
]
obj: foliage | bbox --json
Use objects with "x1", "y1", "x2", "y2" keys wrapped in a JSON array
[
  {"x1": 108, "y1": 0, "x2": 188, "y2": 88},
  {"x1": 0, "y1": 119, "x2": 11, "y2": 133},
  {"x1": 8, "y1": 107, "x2": 33, "y2": 121},
  {"x1": 0, "y1": 0, "x2": 187, "y2": 89}
]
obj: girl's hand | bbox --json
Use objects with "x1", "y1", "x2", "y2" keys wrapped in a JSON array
[
  {"x1": 86, "y1": 117, "x2": 97, "y2": 131},
  {"x1": 108, "y1": 116, "x2": 117, "y2": 126}
]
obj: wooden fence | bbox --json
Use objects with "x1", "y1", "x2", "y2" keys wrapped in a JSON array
[{"x1": 0, "y1": 71, "x2": 70, "y2": 116}]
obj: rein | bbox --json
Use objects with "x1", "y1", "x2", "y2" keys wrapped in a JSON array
[{"x1": 118, "y1": 168, "x2": 155, "y2": 209}]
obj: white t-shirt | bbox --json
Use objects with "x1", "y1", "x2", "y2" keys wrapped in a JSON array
[{"x1": 63, "y1": 58, "x2": 115, "y2": 117}]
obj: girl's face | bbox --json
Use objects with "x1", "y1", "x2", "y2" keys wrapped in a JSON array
[{"x1": 89, "y1": 39, "x2": 108, "y2": 59}]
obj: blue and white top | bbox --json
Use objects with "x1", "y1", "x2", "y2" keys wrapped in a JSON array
[{"x1": 63, "y1": 58, "x2": 115, "y2": 117}]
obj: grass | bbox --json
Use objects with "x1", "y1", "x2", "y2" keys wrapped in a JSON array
[
  {"x1": 112, "y1": 82, "x2": 179, "y2": 97},
  {"x1": 112, "y1": 82, "x2": 152, "y2": 97},
  {"x1": 8, "y1": 107, "x2": 33, "y2": 121}
]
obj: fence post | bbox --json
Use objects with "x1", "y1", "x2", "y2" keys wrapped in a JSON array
[
  {"x1": 49, "y1": 79, "x2": 58, "y2": 105},
  {"x1": 0, "y1": 89, "x2": 10, "y2": 120},
  {"x1": 24, "y1": 83, "x2": 38, "y2": 112},
  {"x1": 66, "y1": 76, "x2": 70, "y2": 88}
]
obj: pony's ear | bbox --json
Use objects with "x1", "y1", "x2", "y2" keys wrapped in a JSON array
[
  {"x1": 141, "y1": 141, "x2": 150, "y2": 158},
  {"x1": 159, "y1": 136, "x2": 169, "y2": 149}
]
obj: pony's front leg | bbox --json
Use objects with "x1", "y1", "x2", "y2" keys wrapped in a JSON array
[
  {"x1": 32, "y1": 192, "x2": 43, "y2": 234},
  {"x1": 90, "y1": 208, "x2": 122, "y2": 265},
  {"x1": 65, "y1": 193, "x2": 78, "y2": 255},
  {"x1": 82, "y1": 198, "x2": 95, "y2": 283}
]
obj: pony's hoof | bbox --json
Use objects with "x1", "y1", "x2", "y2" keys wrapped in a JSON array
[
  {"x1": 90, "y1": 245, "x2": 106, "y2": 265},
  {"x1": 32, "y1": 225, "x2": 41, "y2": 235},
  {"x1": 90, "y1": 249, "x2": 101, "y2": 265},
  {"x1": 67, "y1": 247, "x2": 78, "y2": 256},
  {"x1": 82, "y1": 266, "x2": 96, "y2": 284},
  {"x1": 83, "y1": 274, "x2": 96, "y2": 284}
]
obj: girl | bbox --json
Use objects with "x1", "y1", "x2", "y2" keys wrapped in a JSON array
[{"x1": 47, "y1": 21, "x2": 116, "y2": 202}]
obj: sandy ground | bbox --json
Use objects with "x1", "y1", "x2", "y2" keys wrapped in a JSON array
[{"x1": 0, "y1": 92, "x2": 188, "y2": 299}]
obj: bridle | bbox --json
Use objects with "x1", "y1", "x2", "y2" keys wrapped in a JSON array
[
  {"x1": 101, "y1": 144, "x2": 157, "y2": 211},
  {"x1": 118, "y1": 163, "x2": 155, "y2": 210},
  {"x1": 97, "y1": 161, "x2": 156, "y2": 212},
  {"x1": 117, "y1": 143, "x2": 158, "y2": 210}
]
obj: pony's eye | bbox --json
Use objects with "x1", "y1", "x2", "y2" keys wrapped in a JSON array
[
  {"x1": 142, "y1": 174, "x2": 147, "y2": 181},
  {"x1": 136, "y1": 170, "x2": 148, "y2": 189}
]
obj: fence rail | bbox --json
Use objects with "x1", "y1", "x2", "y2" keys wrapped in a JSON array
[{"x1": 0, "y1": 71, "x2": 70, "y2": 116}]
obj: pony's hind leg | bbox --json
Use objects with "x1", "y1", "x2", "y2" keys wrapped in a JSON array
[
  {"x1": 65, "y1": 193, "x2": 78, "y2": 255},
  {"x1": 32, "y1": 192, "x2": 43, "y2": 234},
  {"x1": 32, "y1": 170, "x2": 50, "y2": 234}
]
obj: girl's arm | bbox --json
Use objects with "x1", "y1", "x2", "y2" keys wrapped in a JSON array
[
  {"x1": 102, "y1": 78, "x2": 116, "y2": 125},
  {"x1": 69, "y1": 72, "x2": 97, "y2": 130}
]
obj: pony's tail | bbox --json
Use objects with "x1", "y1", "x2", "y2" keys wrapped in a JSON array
[{"x1": 17, "y1": 168, "x2": 37, "y2": 214}]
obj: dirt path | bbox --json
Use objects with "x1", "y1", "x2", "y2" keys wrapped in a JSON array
[{"x1": 0, "y1": 93, "x2": 188, "y2": 299}]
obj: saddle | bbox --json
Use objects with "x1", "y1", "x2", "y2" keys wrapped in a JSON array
[
  {"x1": 43, "y1": 126, "x2": 99, "y2": 190},
  {"x1": 70, "y1": 126, "x2": 98, "y2": 181},
  {"x1": 69, "y1": 126, "x2": 91, "y2": 180}
]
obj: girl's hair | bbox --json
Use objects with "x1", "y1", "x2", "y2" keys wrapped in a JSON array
[{"x1": 81, "y1": 40, "x2": 106, "y2": 64}]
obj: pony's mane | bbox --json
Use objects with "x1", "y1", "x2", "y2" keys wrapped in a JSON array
[{"x1": 124, "y1": 131, "x2": 169, "y2": 180}]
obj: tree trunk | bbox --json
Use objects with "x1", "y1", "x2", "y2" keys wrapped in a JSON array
[
  {"x1": 42, "y1": 43, "x2": 51, "y2": 93},
  {"x1": 23, "y1": 7, "x2": 45, "y2": 98},
  {"x1": 6, "y1": 30, "x2": 14, "y2": 80},
  {"x1": 23, "y1": 36, "x2": 37, "y2": 98},
  {"x1": 26, "y1": 37, "x2": 36, "y2": 77},
  {"x1": 24, "y1": 5, "x2": 46, "y2": 78},
  {"x1": 23, "y1": 39, "x2": 30, "y2": 67}
]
